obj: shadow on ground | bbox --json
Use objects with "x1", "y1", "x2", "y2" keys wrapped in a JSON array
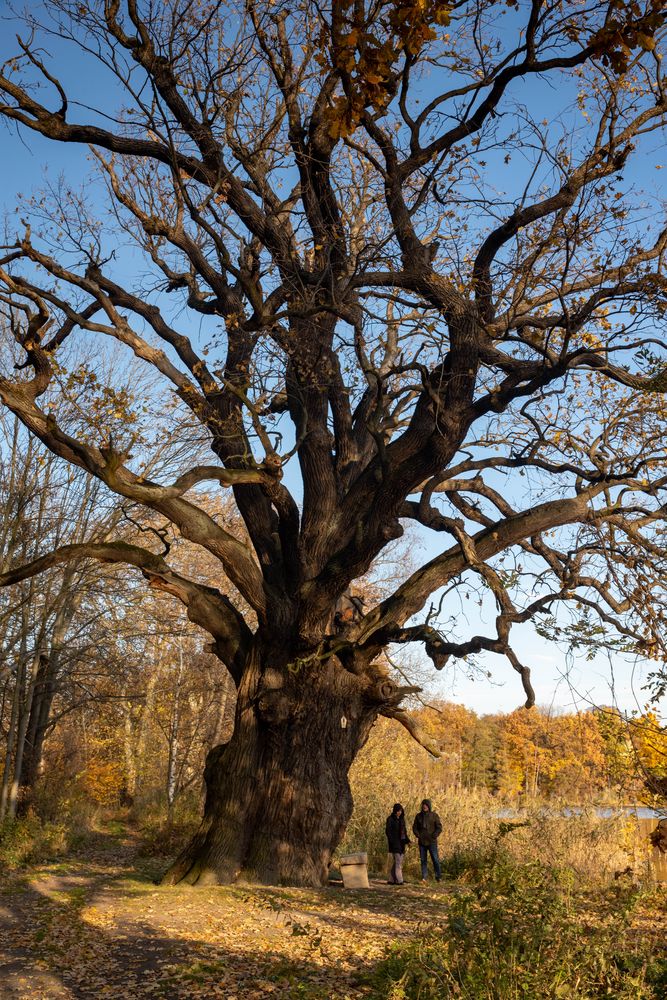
[{"x1": 0, "y1": 828, "x2": 445, "y2": 999}]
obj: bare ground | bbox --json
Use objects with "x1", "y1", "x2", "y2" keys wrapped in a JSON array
[{"x1": 0, "y1": 826, "x2": 448, "y2": 999}]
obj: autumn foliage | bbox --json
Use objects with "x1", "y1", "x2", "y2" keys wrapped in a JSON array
[{"x1": 1, "y1": 0, "x2": 667, "y2": 885}]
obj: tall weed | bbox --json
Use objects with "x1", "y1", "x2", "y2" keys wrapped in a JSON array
[
  {"x1": 0, "y1": 813, "x2": 72, "y2": 868},
  {"x1": 368, "y1": 857, "x2": 667, "y2": 999},
  {"x1": 341, "y1": 787, "x2": 643, "y2": 881}
]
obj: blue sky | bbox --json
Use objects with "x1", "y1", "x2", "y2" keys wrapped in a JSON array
[{"x1": 1, "y1": 4, "x2": 665, "y2": 720}]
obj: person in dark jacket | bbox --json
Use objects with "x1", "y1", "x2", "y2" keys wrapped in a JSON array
[
  {"x1": 412, "y1": 798, "x2": 442, "y2": 882},
  {"x1": 385, "y1": 803, "x2": 410, "y2": 884}
]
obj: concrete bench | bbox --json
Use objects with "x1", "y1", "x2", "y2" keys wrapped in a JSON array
[{"x1": 340, "y1": 851, "x2": 369, "y2": 889}]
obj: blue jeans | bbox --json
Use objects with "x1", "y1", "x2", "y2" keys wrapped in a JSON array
[{"x1": 419, "y1": 842, "x2": 441, "y2": 880}]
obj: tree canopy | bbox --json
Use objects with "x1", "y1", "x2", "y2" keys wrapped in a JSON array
[{"x1": 0, "y1": 0, "x2": 666, "y2": 884}]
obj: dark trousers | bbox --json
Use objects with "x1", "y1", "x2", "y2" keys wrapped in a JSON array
[{"x1": 419, "y1": 842, "x2": 441, "y2": 880}]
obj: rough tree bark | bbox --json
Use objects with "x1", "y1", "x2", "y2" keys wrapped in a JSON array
[
  {"x1": 19, "y1": 653, "x2": 57, "y2": 799},
  {"x1": 164, "y1": 640, "x2": 396, "y2": 886},
  {"x1": 1, "y1": 0, "x2": 667, "y2": 886}
]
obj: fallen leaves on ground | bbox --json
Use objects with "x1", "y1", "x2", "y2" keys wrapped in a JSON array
[
  {"x1": 3, "y1": 828, "x2": 664, "y2": 999},
  {"x1": 0, "y1": 828, "x2": 448, "y2": 999}
]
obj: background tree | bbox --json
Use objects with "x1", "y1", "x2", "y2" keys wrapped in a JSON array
[
  {"x1": 0, "y1": 338, "x2": 227, "y2": 820},
  {"x1": 493, "y1": 706, "x2": 608, "y2": 798},
  {"x1": 0, "y1": 0, "x2": 666, "y2": 885},
  {"x1": 0, "y1": 409, "x2": 121, "y2": 819}
]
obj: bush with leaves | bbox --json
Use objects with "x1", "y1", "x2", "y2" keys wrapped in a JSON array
[
  {"x1": 368, "y1": 858, "x2": 667, "y2": 999},
  {"x1": 0, "y1": 814, "x2": 72, "y2": 868}
]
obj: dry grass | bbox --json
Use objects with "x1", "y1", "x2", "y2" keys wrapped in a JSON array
[{"x1": 339, "y1": 787, "x2": 655, "y2": 883}]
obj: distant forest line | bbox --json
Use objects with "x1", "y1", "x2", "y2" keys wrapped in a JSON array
[{"x1": 352, "y1": 703, "x2": 667, "y2": 804}]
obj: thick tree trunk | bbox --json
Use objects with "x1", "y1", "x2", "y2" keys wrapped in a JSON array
[
  {"x1": 0, "y1": 658, "x2": 22, "y2": 820},
  {"x1": 19, "y1": 653, "x2": 56, "y2": 794},
  {"x1": 162, "y1": 643, "x2": 379, "y2": 887},
  {"x1": 7, "y1": 649, "x2": 39, "y2": 819},
  {"x1": 20, "y1": 597, "x2": 77, "y2": 807}
]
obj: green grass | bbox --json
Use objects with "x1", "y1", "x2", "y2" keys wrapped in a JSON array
[{"x1": 101, "y1": 819, "x2": 127, "y2": 837}]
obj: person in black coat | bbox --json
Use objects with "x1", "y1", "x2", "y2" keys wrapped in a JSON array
[
  {"x1": 385, "y1": 803, "x2": 410, "y2": 884},
  {"x1": 412, "y1": 798, "x2": 442, "y2": 882}
]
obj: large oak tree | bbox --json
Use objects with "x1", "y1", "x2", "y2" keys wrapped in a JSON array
[{"x1": 1, "y1": 0, "x2": 667, "y2": 885}]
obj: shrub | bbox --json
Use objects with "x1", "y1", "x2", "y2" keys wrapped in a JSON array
[
  {"x1": 367, "y1": 857, "x2": 667, "y2": 999},
  {"x1": 0, "y1": 813, "x2": 71, "y2": 868},
  {"x1": 136, "y1": 815, "x2": 199, "y2": 857},
  {"x1": 135, "y1": 796, "x2": 201, "y2": 857},
  {"x1": 30, "y1": 777, "x2": 102, "y2": 830}
]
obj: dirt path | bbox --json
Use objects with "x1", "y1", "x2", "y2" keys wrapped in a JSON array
[{"x1": 0, "y1": 828, "x2": 449, "y2": 999}]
